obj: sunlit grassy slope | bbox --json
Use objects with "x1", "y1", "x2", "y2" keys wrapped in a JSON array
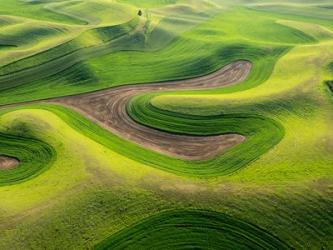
[
  {"x1": 95, "y1": 210, "x2": 291, "y2": 249},
  {"x1": 0, "y1": 0, "x2": 332, "y2": 249}
]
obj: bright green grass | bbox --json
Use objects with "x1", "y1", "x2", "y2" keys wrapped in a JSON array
[
  {"x1": 0, "y1": 0, "x2": 137, "y2": 67},
  {"x1": 119, "y1": 0, "x2": 177, "y2": 8},
  {"x1": 0, "y1": 0, "x2": 85, "y2": 25},
  {"x1": 150, "y1": 42, "x2": 333, "y2": 184},
  {"x1": 1, "y1": 103, "x2": 280, "y2": 178},
  {"x1": 0, "y1": 132, "x2": 55, "y2": 186},
  {"x1": 0, "y1": 8, "x2": 294, "y2": 104},
  {"x1": 0, "y1": 3, "x2": 220, "y2": 101},
  {"x1": 0, "y1": 106, "x2": 331, "y2": 249},
  {"x1": 95, "y1": 210, "x2": 291, "y2": 250},
  {"x1": 0, "y1": 0, "x2": 332, "y2": 249},
  {"x1": 46, "y1": 0, "x2": 137, "y2": 25},
  {"x1": 0, "y1": 107, "x2": 55, "y2": 187},
  {"x1": 252, "y1": 3, "x2": 333, "y2": 23},
  {"x1": 0, "y1": 22, "x2": 69, "y2": 48},
  {"x1": 128, "y1": 95, "x2": 284, "y2": 176},
  {"x1": 0, "y1": 17, "x2": 140, "y2": 76}
]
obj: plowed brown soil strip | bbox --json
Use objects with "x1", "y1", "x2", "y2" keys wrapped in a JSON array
[
  {"x1": 53, "y1": 61, "x2": 251, "y2": 160},
  {"x1": 0, "y1": 156, "x2": 19, "y2": 170}
]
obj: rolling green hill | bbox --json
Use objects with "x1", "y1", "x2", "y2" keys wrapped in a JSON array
[{"x1": 0, "y1": 0, "x2": 332, "y2": 249}]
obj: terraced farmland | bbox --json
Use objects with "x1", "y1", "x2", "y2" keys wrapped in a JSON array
[{"x1": 0, "y1": 0, "x2": 332, "y2": 249}]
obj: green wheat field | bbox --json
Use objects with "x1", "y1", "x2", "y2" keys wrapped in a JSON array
[{"x1": 0, "y1": 0, "x2": 332, "y2": 249}]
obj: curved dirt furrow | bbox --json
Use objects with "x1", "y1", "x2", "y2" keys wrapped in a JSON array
[
  {"x1": 53, "y1": 61, "x2": 251, "y2": 160},
  {"x1": 0, "y1": 156, "x2": 19, "y2": 170}
]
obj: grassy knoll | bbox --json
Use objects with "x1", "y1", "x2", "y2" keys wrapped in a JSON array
[
  {"x1": 0, "y1": 17, "x2": 140, "y2": 75},
  {"x1": 0, "y1": 0, "x2": 85, "y2": 25},
  {"x1": 0, "y1": 0, "x2": 332, "y2": 249},
  {"x1": 45, "y1": 0, "x2": 137, "y2": 25},
  {"x1": 128, "y1": 95, "x2": 284, "y2": 176},
  {"x1": 40, "y1": 103, "x2": 282, "y2": 177},
  {"x1": 95, "y1": 210, "x2": 291, "y2": 249},
  {"x1": 0, "y1": 0, "x2": 137, "y2": 69},
  {"x1": 0, "y1": 6, "x2": 311, "y2": 104},
  {"x1": 0, "y1": 131, "x2": 55, "y2": 186},
  {"x1": 0, "y1": 105, "x2": 331, "y2": 248},
  {"x1": 0, "y1": 19, "x2": 81, "y2": 66},
  {"x1": 149, "y1": 50, "x2": 333, "y2": 185}
]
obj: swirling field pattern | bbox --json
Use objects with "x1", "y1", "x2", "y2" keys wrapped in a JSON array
[{"x1": 0, "y1": 0, "x2": 332, "y2": 249}]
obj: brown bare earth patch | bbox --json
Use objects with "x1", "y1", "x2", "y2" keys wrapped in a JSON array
[
  {"x1": 0, "y1": 156, "x2": 19, "y2": 170},
  {"x1": 52, "y1": 61, "x2": 251, "y2": 160}
]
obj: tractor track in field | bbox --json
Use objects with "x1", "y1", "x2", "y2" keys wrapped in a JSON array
[{"x1": 51, "y1": 61, "x2": 251, "y2": 160}]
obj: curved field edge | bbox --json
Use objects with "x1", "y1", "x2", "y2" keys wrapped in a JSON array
[
  {"x1": 179, "y1": 46, "x2": 290, "y2": 95},
  {"x1": 94, "y1": 209, "x2": 291, "y2": 250},
  {"x1": 0, "y1": 38, "x2": 289, "y2": 180},
  {"x1": 0, "y1": 23, "x2": 290, "y2": 105},
  {"x1": 12, "y1": 102, "x2": 283, "y2": 177},
  {"x1": 0, "y1": 49, "x2": 286, "y2": 179},
  {"x1": 0, "y1": 17, "x2": 140, "y2": 77},
  {"x1": 0, "y1": 108, "x2": 56, "y2": 186},
  {"x1": 0, "y1": 47, "x2": 287, "y2": 181},
  {"x1": 127, "y1": 93, "x2": 284, "y2": 176}
]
